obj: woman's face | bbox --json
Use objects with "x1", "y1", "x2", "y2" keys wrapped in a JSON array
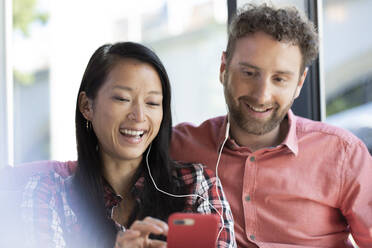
[{"x1": 83, "y1": 59, "x2": 163, "y2": 165}]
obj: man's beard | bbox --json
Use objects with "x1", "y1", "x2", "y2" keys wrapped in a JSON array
[{"x1": 223, "y1": 77, "x2": 294, "y2": 136}]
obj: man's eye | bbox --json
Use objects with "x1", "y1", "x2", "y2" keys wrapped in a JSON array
[
  {"x1": 243, "y1": 71, "x2": 254, "y2": 76},
  {"x1": 274, "y1": 77, "x2": 285, "y2": 83}
]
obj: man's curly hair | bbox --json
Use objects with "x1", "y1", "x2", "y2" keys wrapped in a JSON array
[{"x1": 226, "y1": 3, "x2": 319, "y2": 72}]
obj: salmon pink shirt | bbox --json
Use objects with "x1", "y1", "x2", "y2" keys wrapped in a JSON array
[{"x1": 170, "y1": 110, "x2": 372, "y2": 248}]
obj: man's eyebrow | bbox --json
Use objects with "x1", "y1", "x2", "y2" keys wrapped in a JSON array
[
  {"x1": 238, "y1": 62, "x2": 261, "y2": 70},
  {"x1": 113, "y1": 85, "x2": 162, "y2": 95},
  {"x1": 274, "y1": 70, "x2": 294, "y2": 75},
  {"x1": 239, "y1": 62, "x2": 294, "y2": 75}
]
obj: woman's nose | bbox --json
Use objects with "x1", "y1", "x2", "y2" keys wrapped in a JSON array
[{"x1": 127, "y1": 103, "x2": 145, "y2": 122}]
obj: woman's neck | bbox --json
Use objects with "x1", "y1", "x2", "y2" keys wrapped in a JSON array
[{"x1": 101, "y1": 154, "x2": 142, "y2": 197}]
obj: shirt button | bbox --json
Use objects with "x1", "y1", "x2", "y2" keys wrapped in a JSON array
[
  {"x1": 250, "y1": 234, "x2": 255, "y2": 240},
  {"x1": 245, "y1": 195, "x2": 251, "y2": 201},
  {"x1": 250, "y1": 156, "x2": 255, "y2": 162}
]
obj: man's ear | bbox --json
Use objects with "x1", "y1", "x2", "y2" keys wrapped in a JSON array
[
  {"x1": 294, "y1": 67, "x2": 308, "y2": 99},
  {"x1": 78, "y1": 91, "x2": 93, "y2": 120},
  {"x1": 219, "y1": 52, "x2": 227, "y2": 84}
]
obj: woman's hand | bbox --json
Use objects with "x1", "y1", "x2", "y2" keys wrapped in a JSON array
[{"x1": 114, "y1": 217, "x2": 168, "y2": 248}]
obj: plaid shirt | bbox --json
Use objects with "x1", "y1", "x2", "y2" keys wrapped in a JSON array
[{"x1": 21, "y1": 161, "x2": 236, "y2": 248}]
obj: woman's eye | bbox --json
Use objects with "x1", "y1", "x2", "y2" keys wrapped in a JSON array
[
  {"x1": 147, "y1": 102, "x2": 161, "y2": 106},
  {"x1": 115, "y1": 96, "x2": 129, "y2": 102}
]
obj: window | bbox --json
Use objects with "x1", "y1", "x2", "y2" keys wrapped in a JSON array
[
  {"x1": 323, "y1": 0, "x2": 372, "y2": 154},
  {"x1": 8, "y1": 0, "x2": 228, "y2": 164},
  {"x1": 144, "y1": 0, "x2": 228, "y2": 125},
  {"x1": 12, "y1": 0, "x2": 50, "y2": 164},
  {"x1": 238, "y1": 0, "x2": 305, "y2": 10},
  {"x1": 4, "y1": 0, "x2": 371, "y2": 167}
]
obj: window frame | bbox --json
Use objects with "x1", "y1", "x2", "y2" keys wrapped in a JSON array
[{"x1": 0, "y1": 0, "x2": 13, "y2": 168}]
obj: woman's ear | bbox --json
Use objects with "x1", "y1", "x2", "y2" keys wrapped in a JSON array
[{"x1": 78, "y1": 91, "x2": 93, "y2": 120}]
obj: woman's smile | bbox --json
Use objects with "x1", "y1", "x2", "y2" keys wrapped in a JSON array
[{"x1": 119, "y1": 128, "x2": 147, "y2": 145}]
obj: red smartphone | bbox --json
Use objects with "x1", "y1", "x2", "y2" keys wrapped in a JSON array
[{"x1": 167, "y1": 213, "x2": 220, "y2": 248}]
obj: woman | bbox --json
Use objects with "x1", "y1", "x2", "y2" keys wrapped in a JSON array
[{"x1": 21, "y1": 42, "x2": 236, "y2": 248}]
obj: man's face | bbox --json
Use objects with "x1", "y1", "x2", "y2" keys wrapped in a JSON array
[{"x1": 220, "y1": 31, "x2": 307, "y2": 135}]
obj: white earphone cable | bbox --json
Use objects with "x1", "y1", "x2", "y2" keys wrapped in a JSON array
[
  {"x1": 214, "y1": 119, "x2": 230, "y2": 231},
  {"x1": 145, "y1": 141, "x2": 227, "y2": 242}
]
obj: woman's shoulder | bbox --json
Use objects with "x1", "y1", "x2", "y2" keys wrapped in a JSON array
[
  {"x1": 21, "y1": 162, "x2": 78, "y2": 248},
  {"x1": 0, "y1": 160, "x2": 76, "y2": 192},
  {"x1": 20, "y1": 160, "x2": 77, "y2": 178},
  {"x1": 172, "y1": 161, "x2": 216, "y2": 186},
  {"x1": 22, "y1": 161, "x2": 76, "y2": 200}
]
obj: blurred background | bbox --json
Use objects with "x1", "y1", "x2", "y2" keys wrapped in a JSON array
[{"x1": 1, "y1": 0, "x2": 371, "y2": 166}]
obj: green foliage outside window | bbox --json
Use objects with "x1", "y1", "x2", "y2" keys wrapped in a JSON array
[
  {"x1": 326, "y1": 79, "x2": 372, "y2": 116},
  {"x1": 13, "y1": 0, "x2": 49, "y2": 85},
  {"x1": 13, "y1": 0, "x2": 48, "y2": 37}
]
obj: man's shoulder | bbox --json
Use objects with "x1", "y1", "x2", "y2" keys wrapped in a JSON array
[
  {"x1": 173, "y1": 116, "x2": 225, "y2": 137},
  {"x1": 171, "y1": 116, "x2": 226, "y2": 153},
  {"x1": 295, "y1": 115, "x2": 363, "y2": 146}
]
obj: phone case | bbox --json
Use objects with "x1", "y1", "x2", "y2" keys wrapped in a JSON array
[{"x1": 167, "y1": 213, "x2": 220, "y2": 248}]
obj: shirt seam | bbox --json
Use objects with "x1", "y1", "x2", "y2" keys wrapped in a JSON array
[{"x1": 336, "y1": 137, "x2": 349, "y2": 209}]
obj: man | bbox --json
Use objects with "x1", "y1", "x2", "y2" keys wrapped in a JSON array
[{"x1": 170, "y1": 3, "x2": 372, "y2": 248}]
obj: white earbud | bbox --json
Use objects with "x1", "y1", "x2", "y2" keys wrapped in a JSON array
[{"x1": 225, "y1": 120, "x2": 230, "y2": 139}]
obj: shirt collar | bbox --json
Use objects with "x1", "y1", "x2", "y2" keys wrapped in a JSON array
[
  {"x1": 216, "y1": 110, "x2": 299, "y2": 155},
  {"x1": 103, "y1": 175, "x2": 145, "y2": 209},
  {"x1": 216, "y1": 115, "x2": 230, "y2": 152},
  {"x1": 103, "y1": 179, "x2": 123, "y2": 208},
  {"x1": 281, "y1": 109, "x2": 299, "y2": 156}
]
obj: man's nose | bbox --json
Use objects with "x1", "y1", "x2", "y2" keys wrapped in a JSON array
[{"x1": 251, "y1": 77, "x2": 272, "y2": 105}]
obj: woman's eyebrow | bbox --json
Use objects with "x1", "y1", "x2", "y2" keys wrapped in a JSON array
[
  {"x1": 112, "y1": 85, "x2": 132, "y2": 91},
  {"x1": 148, "y1": 90, "x2": 162, "y2": 95},
  {"x1": 113, "y1": 85, "x2": 162, "y2": 95}
]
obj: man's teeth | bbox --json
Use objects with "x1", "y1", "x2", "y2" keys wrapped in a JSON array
[
  {"x1": 249, "y1": 105, "x2": 270, "y2": 112},
  {"x1": 121, "y1": 129, "x2": 144, "y2": 136}
]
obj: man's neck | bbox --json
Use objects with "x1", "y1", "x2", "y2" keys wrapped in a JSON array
[{"x1": 229, "y1": 118, "x2": 289, "y2": 152}]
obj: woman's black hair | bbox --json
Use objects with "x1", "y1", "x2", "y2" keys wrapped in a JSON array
[{"x1": 74, "y1": 42, "x2": 185, "y2": 247}]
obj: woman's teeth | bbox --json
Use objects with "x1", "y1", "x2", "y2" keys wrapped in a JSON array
[{"x1": 120, "y1": 129, "x2": 145, "y2": 137}]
